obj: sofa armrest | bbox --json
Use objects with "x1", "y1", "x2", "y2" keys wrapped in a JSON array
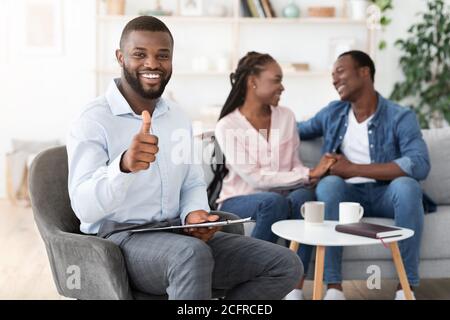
[{"x1": 44, "y1": 230, "x2": 133, "y2": 300}]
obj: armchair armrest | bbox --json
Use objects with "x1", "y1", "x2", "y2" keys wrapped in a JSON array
[
  {"x1": 44, "y1": 230, "x2": 133, "y2": 300},
  {"x1": 42, "y1": 212, "x2": 243, "y2": 299},
  {"x1": 211, "y1": 211, "x2": 244, "y2": 235}
]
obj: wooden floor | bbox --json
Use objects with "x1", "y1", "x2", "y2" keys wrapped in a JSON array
[{"x1": 1, "y1": 199, "x2": 450, "y2": 300}]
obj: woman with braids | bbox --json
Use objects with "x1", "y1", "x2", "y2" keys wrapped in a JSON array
[{"x1": 207, "y1": 51, "x2": 335, "y2": 300}]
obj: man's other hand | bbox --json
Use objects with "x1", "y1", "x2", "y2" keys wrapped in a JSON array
[
  {"x1": 184, "y1": 210, "x2": 221, "y2": 242},
  {"x1": 329, "y1": 153, "x2": 356, "y2": 179}
]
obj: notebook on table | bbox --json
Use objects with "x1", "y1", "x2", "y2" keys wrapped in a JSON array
[{"x1": 335, "y1": 222, "x2": 404, "y2": 239}]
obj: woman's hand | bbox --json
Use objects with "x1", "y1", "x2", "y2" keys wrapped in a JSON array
[{"x1": 309, "y1": 154, "x2": 337, "y2": 179}]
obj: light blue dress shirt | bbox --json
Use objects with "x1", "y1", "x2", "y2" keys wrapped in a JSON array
[{"x1": 67, "y1": 79, "x2": 209, "y2": 234}]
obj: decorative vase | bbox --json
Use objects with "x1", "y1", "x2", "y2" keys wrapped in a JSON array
[
  {"x1": 347, "y1": 0, "x2": 369, "y2": 20},
  {"x1": 282, "y1": 0, "x2": 300, "y2": 18}
]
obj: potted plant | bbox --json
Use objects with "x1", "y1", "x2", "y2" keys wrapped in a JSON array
[
  {"x1": 390, "y1": 0, "x2": 450, "y2": 128},
  {"x1": 347, "y1": 0, "x2": 393, "y2": 49},
  {"x1": 369, "y1": 0, "x2": 393, "y2": 49}
]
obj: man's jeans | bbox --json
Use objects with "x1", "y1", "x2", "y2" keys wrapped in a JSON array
[{"x1": 305, "y1": 175, "x2": 424, "y2": 286}]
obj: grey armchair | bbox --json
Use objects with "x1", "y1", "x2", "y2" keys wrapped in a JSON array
[{"x1": 29, "y1": 146, "x2": 244, "y2": 300}]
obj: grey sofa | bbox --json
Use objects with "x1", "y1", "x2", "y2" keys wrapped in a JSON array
[
  {"x1": 29, "y1": 146, "x2": 244, "y2": 300},
  {"x1": 203, "y1": 128, "x2": 450, "y2": 280}
]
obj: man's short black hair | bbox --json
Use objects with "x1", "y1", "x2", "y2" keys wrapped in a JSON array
[
  {"x1": 338, "y1": 50, "x2": 375, "y2": 82},
  {"x1": 119, "y1": 16, "x2": 174, "y2": 49}
]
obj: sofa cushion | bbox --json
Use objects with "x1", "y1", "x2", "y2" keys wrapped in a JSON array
[
  {"x1": 298, "y1": 138, "x2": 323, "y2": 168},
  {"x1": 421, "y1": 128, "x2": 450, "y2": 205}
]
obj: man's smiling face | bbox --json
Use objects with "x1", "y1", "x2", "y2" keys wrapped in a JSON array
[
  {"x1": 332, "y1": 55, "x2": 366, "y2": 102},
  {"x1": 117, "y1": 30, "x2": 173, "y2": 99}
]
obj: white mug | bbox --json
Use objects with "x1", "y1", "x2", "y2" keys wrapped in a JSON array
[
  {"x1": 301, "y1": 201, "x2": 325, "y2": 224},
  {"x1": 339, "y1": 202, "x2": 364, "y2": 224}
]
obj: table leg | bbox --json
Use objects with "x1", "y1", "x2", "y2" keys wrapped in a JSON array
[
  {"x1": 313, "y1": 246, "x2": 325, "y2": 300},
  {"x1": 289, "y1": 241, "x2": 299, "y2": 252},
  {"x1": 389, "y1": 242, "x2": 414, "y2": 300}
]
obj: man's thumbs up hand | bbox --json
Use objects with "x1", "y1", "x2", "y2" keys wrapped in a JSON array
[
  {"x1": 141, "y1": 110, "x2": 151, "y2": 134},
  {"x1": 120, "y1": 110, "x2": 159, "y2": 173}
]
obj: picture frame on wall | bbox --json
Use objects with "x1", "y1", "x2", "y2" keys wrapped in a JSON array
[
  {"x1": 179, "y1": 0, "x2": 203, "y2": 16},
  {"x1": 16, "y1": 0, "x2": 64, "y2": 55}
]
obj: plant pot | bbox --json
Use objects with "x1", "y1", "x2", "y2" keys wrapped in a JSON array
[{"x1": 106, "y1": 0, "x2": 125, "y2": 15}]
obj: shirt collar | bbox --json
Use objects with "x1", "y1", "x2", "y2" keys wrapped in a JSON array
[
  {"x1": 338, "y1": 92, "x2": 385, "y2": 127},
  {"x1": 105, "y1": 78, "x2": 170, "y2": 118},
  {"x1": 368, "y1": 92, "x2": 386, "y2": 127}
]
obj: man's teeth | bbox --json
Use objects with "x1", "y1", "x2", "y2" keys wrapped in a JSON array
[
  {"x1": 141, "y1": 74, "x2": 160, "y2": 79},
  {"x1": 338, "y1": 85, "x2": 345, "y2": 93}
]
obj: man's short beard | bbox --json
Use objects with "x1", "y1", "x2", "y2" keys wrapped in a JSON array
[{"x1": 123, "y1": 65, "x2": 172, "y2": 99}]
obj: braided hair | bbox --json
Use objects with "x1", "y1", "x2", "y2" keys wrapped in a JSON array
[{"x1": 207, "y1": 51, "x2": 275, "y2": 209}]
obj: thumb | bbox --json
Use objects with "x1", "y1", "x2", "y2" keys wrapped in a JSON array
[
  {"x1": 141, "y1": 110, "x2": 151, "y2": 134},
  {"x1": 207, "y1": 214, "x2": 220, "y2": 222}
]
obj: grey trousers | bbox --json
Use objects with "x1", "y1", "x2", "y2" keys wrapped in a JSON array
[{"x1": 107, "y1": 230, "x2": 303, "y2": 300}]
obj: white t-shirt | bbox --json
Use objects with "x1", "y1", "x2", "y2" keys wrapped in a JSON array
[{"x1": 341, "y1": 109, "x2": 376, "y2": 184}]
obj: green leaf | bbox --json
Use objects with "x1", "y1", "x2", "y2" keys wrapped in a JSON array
[
  {"x1": 390, "y1": 0, "x2": 450, "y2": 129},
  {"x1": 380, "y1": 16, "x2": 392, "y2": 26}
]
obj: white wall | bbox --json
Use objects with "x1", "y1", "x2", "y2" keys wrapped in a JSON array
[
  {"x1": 374, "y1": 0, "x2": 427, "y2": 95},
  {"x1": 0, "y1": 0, "x2": 96, "y2": 198},
  {"x1": 0, "y1": 0, "x2": 444, "y2": 198}
]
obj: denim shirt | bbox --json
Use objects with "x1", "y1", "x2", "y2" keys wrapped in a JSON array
[{"x1": 297, "y1": 93, "x2": 436, "y2": 213}]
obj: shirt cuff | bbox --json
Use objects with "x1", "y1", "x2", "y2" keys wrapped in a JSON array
[
  {"x1": 394, "y1": 156, "x2": 413, "y2": 177},
  {"x1": 180, "y1": 205, "x2": 210, "y2": 225},
  {"x1": 107, "y1": 152, "x2": 137, "y2": 192},
  {"x1": 304, "y1": 167, "x2": 311, "y2": 183},
  {"x1": 294, "y1": 166, "x2": 310, "y2": 184}
]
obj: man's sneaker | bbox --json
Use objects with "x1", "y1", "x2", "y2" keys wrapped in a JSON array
[
  {"x1": 284, "y1": 289, "x2": 304, "y2": 300},
  {"x1": 323, "y1": 288, "x2": 346, "y2": 300},
  {"x1": 395, "y1": 290, "x2": 416, "y2": 300}
]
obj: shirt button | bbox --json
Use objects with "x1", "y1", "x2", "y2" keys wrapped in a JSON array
[
  {"x1": 345, "y1": 123, "x2": 348, "y2": 127},
  {"x1": 333, "y1": 149, "x2": 336, "y2": 152},
  {"x1": 368, "y1": 130, "x2": 372, "y2": 134},
  {"x1": 370, "y1": 144, "x2": 374, "y2": 148},
  {"x1": 339, "y1": 136, "x2": 343, "y2": 139}
]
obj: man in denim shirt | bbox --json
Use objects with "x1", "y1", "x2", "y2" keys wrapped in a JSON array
[{"x1": 297, "y1": 50, "x2": 434, "y2": 300}]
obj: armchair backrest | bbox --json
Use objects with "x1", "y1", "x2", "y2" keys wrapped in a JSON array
[{"x1": 29, "y1": 146, "x2": 80, "y2": 237}]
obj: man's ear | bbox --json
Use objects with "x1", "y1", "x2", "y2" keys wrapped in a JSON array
[
  {"x1": 360, "y1": 66, "x2": 370, "y2": 79},
  {"x1": 115, "y1": 49, "x2": 124, "y2": 67}
]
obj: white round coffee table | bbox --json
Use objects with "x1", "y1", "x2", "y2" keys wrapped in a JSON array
[{"x1": 272, "y1": 220, "x2": 415, "y2": 300}]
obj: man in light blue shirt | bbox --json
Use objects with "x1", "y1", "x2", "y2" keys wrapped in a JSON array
[
  {"x1": 67, "y1": 16, "x2": 302, "y2": 300},
  {"x1": 68, "y1": 78, "x2": 208, "y2": 235}
]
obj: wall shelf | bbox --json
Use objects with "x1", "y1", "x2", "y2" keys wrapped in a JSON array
[
  {"x1": 96, "y1": 68, "x2": 331, "y2": 77},
  {"x1": 95, "y1": 0, "x2": 377, "y2": 119},
  {"x1": 97, "y1": 14, "x2": 365, "y2": 25}
]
